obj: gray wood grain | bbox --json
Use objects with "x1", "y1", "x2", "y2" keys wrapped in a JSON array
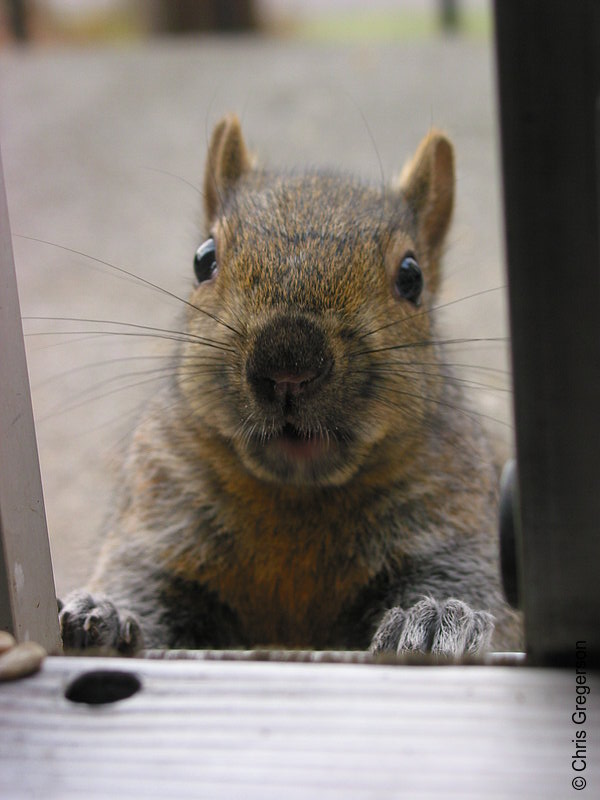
[{"x1": 1, "y1": 655, "x2": 597, "y2": 799}]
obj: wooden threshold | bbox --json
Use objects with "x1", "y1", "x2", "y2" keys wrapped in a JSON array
[{"x1": 0, "y1": 653, "x2": 597, "y2": 799}]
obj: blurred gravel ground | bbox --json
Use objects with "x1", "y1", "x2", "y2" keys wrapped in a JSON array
[{"x1": 0, "y1": 35, "x2": 511, "y2": 595}]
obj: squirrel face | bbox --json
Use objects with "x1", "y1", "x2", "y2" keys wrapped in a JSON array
[{"x1": 178, "y1": 115, "x2": 455, "y2": 488}]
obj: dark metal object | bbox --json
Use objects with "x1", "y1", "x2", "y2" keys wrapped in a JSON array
[
  {"x1": 499, "y1": 460, "x2": 521, "y2": 610},
  {"x1": 494, "y1": 1, "x2": 600, "y2": 664}
]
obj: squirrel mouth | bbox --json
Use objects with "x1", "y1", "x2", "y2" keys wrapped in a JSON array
[
  {"x1": 271, "y1": 423, "x2": 330, "y2": 462},
  {"x1": 242, "y1": 422, "x2": 352, "y2": 485}
]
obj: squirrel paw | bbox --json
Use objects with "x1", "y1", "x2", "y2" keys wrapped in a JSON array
[
  {"x1": 370, "y1": 597, "x2": 494, "y2": 657},
  {"x1": 58, "y1": 591, "x2": 143, "y2": 655}
]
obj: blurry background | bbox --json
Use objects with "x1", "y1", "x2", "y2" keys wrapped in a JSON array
[
  {"x1": 0, "y1": 0, "x2": 509, "y2": 597},
  {"x1": 0, "y1": 1, "x2": 490, "y2": 43}
]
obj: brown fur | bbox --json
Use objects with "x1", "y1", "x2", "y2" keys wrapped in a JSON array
[{"x1": 61, "y1": 114, "x2": 522, "y2": 654}]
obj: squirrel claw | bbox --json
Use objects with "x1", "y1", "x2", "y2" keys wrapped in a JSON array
[
  {"x1": 59, "y1": 591, "x2": 143, "y2": 655},
  {"x1": 371, "y1": 597, "x2": 494, "y2": 658}
]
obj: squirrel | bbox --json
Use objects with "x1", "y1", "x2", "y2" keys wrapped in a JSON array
[{"x1": 59, "y1": 113, "x2": 522, "y2": 656}]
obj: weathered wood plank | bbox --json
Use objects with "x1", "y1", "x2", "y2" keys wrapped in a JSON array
[
  {"x1": 0, "y1": 656, "x2": 597, "y2": 799},
  {"x1": 0, "y1": 143, "x2": 61, "y2": 652}
]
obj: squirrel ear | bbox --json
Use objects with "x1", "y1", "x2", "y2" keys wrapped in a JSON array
[
  {"x1": 204, "y1": 114, "x2": 253, "y2": 222},
  {"x1": 399, "y1": 131, "x2": 455, "y2": 262}
]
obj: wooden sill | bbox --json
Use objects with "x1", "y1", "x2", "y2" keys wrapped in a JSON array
[{"x1": 0, "y1": 652, "x2": 596, "y2": 799}]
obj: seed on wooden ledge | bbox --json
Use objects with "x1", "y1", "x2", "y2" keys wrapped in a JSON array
[
  {"x1": 0, "y1": 630, "x2": 16, "y2": 654},
  {"x1": 0, "y1": 641, "x2": 46, "y2": 682}
]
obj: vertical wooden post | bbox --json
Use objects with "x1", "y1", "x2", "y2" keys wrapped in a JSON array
[
  {"x1": 0, "y1": 145, "x2": 61, "y2": 652},
  {"x1": 494, "y1": 0, "x2": 600, "y2": 663}
]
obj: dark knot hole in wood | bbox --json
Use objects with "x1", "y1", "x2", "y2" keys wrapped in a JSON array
[{"x1": 65, "y1": 670, "x2": 142, "y2": 705}]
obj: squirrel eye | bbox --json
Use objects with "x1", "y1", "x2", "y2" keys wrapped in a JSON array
[
  {"x1": 394, "y1": 253, "x2": 423, "y2": 305},
  {"x1": 194, "y1": 238, "x2": 217, "y2": 283}
]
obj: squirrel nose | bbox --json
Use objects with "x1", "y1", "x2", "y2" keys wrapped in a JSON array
[
  {"x1": 250, "y1": 361, "x2": 332, "y2": 405},
  {"x1": 246, "y1": 314, "x2": 333, "y2": 406},
  {"x1": 267, "y1": 369, "x2": 320, "y2": 402},
  {"x1": 271, "y1": 369, "x2": 318, "y2": 396}
]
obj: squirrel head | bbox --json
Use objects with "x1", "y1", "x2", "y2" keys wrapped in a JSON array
[{"x1": 179, "y1": 114, "x2": 455, "y2": 488}]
